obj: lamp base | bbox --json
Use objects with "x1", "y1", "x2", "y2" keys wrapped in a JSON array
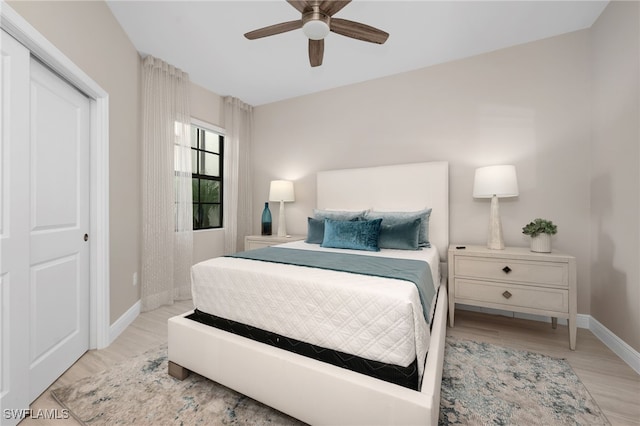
[
  {"x1": 276, "y1": 200, "x2": 288, "y2": 237},
  {"x1": 487, "y1": 195, "x2": 505, "y2": 250}
]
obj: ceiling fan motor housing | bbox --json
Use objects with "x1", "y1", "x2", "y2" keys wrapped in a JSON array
[{"x1": 302, "y1": 10, "x2": 330, "y2": 40}]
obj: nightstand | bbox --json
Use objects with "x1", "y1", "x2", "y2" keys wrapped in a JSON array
[
  {"x1": 448, "y1": 245, "x2": 577, "y2": 350},
  {"x1": 244, "y1": 234, "x2": 306, "y2": 251}
]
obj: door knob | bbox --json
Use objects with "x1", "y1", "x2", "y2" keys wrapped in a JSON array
[{"x1": 84, "y1": 234, "x2": 89, "y2": 242}]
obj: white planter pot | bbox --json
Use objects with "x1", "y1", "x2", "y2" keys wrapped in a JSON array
[{"x1": 530, "y1": 234, "x2": 551, "y2": 253}]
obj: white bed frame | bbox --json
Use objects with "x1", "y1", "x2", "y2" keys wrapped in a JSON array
[{"x1": 168, "y1": 161, "x2": 449, "y2": 425}]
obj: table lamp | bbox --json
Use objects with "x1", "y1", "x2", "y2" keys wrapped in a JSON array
[
  {"x1": 269, "y1": 180, "x2": 295, "y2": 237},
  {"x1": 473, "y1": 165, "x2": 519, "y2": 250}
]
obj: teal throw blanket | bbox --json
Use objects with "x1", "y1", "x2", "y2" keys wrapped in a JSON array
[{"x1": 229, "y1": 247, "x2": 435, "y2": 324}]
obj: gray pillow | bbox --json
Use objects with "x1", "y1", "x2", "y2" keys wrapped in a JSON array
[
  {"x1": 305, "y1": 217, "x2": 325, "y2": 244},
  {"x1": 378, "y1": 217, "x2": 422, "y2": 250},
  {"x1": 313, "y1": 208, "x2": 367, "y2": 221},
  {"x1": 366, "y1": 208, "x2": 432, "y2": 247}
]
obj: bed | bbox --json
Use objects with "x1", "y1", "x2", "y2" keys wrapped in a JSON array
[{"x1": 168, "y1": 161, "x2": 449, "y2": 425}]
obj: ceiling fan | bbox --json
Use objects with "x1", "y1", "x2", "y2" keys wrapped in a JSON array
[{"x1": 244, "y1": 0, "x2": 389, "y2": 67}]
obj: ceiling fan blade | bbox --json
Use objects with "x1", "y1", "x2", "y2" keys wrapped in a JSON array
[
  {"x1": 309, "y1": 39, "x2": 324, "y2": 67},
  {"x1": 320, "y1": 1, "x2": 351, "y2": 16},
  {"x1": 330, "y1": 18, "x2": 389, "y2": 44},
  {"x1": 287, "y1": 0, "x2": 310, "y2": 13},
  {"x1": 244, "y1": 20, "x2": 303, "y2": 40}
]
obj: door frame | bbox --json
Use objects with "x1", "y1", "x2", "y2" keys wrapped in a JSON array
[{"x1": 1, "y1": 3, "x2": 110, "y2": 349}]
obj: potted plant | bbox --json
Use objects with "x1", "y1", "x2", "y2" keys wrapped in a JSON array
[{"x1": 522, "y1": 218, "x2": 557, "y2": 253}]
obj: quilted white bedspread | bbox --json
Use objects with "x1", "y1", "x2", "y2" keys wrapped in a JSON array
[{"x1": 191, "y1": 241, "x2": 440, "y2": 376}]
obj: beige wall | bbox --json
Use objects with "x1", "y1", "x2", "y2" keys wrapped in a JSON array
[
  {"x1": 8, "y1": 0, "x2": 142, "y2": 324},
  {"x1": 590, "y1": 1, "x2": 640, "y2": 351},
  {"x1": 254, "y1": 30, "x2": 593, "y2": 314}
]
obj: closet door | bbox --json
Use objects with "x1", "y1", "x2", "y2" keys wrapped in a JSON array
[
  {"x1": 0, "y1": 30, "x2": 91, "y2": 424},
  {"x1": 28, "y1": 58, "x2": 90, "y2": 402},
  {"x1": 1, "y1": 30, "x2": 31, "y2": 424}
]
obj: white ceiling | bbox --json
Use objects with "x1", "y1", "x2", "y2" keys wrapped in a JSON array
[{"x1": 107, "y1": 1, "x2": 608, "y2": 106}]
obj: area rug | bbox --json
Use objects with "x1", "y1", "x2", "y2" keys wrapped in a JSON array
[
  {"x1": 440, "y1": 338, "x2": 609, "y2": 425},
  {"x1": 51, "y1": 347, "x2": 302, "y2": 426},
  {"x1": 51, "y1": 337, "x2": 609, "y2": 425}
]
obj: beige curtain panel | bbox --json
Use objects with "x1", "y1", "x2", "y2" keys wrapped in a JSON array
[
  {"x1": 141, "y1": 55, "x2": 193, "y2": 311},
  {"x1": 223, "y1": 96, "x2": 254, "y2": 254}
]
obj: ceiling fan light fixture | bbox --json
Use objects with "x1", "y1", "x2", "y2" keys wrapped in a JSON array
[
  {"x1": 302, "y1": 9, "x2": 330, "y2": 40},
  {"x1": 302, "y1": 19, "x2": 330, "y2": 40}
]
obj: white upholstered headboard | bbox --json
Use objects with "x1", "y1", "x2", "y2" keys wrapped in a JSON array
[{"x1": 317, "y1": 161, "x2": 449, "y2": 261}]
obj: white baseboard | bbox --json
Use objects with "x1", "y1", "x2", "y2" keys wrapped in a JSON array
[
  {"x1": 589, "y1": 316, "x2": 640, "y2": 375},
  {"x1": 457, "y1": 304, "x2": 640, "y2": 374},
  {"x1": 109, "y1": 300, "x2": 141, "y2": 345}
]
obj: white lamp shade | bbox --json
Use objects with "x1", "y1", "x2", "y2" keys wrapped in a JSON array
[
  {"x1": 269, "y1": 180, "x2": 295, "y2": 202},
  {"x1": 473, "y1": 165, "x2": 519, "y2": 198}
]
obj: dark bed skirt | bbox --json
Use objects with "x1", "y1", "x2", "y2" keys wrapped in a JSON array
[{"x1": 186, "y1": 309, "x2": 420, "y2": 390}]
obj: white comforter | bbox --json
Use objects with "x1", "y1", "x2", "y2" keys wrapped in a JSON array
[{"x1": 191, "y1": 240, "x2": 440, "y2": 376}]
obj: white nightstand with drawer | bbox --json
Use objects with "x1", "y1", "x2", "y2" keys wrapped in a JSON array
[
  {"x1": 448, "y1": 245, "x2": 577, "y2": 350},
  {"x1": 244, "y1": 234, "x2": 306, "y2": 251}
]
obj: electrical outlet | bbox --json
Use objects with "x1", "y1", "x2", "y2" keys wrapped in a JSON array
[{"x1": 133, "y1": 272, "x2": 138, "y2": 286}]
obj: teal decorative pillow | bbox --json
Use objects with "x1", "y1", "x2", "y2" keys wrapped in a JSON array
[
  {"x1": 378, "y1": 217, "x2": 422, "y2": 250},
  {"x1": 313, "y1": 208, "x2": 367, "y2": 221},
  {"x1": 366, "y1": 208, "x2": 432, "y2": 247},
  {"x1": 321, "y1": 218, "x2": 382, "y2": 252},
  {"x1": 305, "y1": 217, "x2": 325, "y2": 244}
]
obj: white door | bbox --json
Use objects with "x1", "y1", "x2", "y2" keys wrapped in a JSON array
[
  {"x1": 0, "y1": 30, "x2": 90, "y2": 423},
  {"x1": 1, "y1": 29, "x2": 31, "y2": 424},
  {"x1": 27, "y1": 58, "x2": 90, "y2": 401}
]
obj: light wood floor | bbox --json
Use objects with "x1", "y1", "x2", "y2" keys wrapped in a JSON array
[{"x1": 23, "y1": 302, "x2": 640, "y2": 425}]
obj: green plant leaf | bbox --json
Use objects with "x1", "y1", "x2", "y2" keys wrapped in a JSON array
[{"x1": 522, "y1": 218, "x2": 557, "y2": 237}]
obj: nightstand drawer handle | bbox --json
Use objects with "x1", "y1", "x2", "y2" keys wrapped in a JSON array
[
  {"x1": 502, "y1": 291, "x2": 512, "y2": 299},
  {"x1": 502, "y1": 266, "x2": 512, "y2": 274}
]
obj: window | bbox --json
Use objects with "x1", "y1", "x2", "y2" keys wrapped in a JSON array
[{"x1": 190, "y1": 122, "x2": 224, "y2": 230}]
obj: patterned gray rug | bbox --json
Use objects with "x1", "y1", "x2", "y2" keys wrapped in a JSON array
[
  {"x1": 440, "y1": 338, "x2": 609, "y2": 425},
  {"x1": 51, "y1": 337, "x2": 609, "y2": 425}
]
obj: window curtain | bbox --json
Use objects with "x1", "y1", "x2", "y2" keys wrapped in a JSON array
[
  {"x1": 141, "y1": 55, "x2": 193, "y2": 311},
  {"x1": 223, "y1": 97, "x2": 253, "y2": 254}
]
